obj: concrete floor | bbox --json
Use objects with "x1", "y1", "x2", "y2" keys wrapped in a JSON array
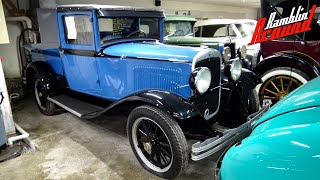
[{"x1": 0, "y1": 96, "x2": 219, "y2": 180}]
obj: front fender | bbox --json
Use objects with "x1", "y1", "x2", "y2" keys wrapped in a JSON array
[
  {"x1": 253, "y1": 53, "x2": 320, "y2": 78},
  {"x1": 83, "y1": 89, "x2": 200, "y2": 120},
  {"x1": 239, "y1": 68, "x2": 261, "y2": 100},
  {"x1": 221, "y1": 124, "x2": 320, "y2": 180}
]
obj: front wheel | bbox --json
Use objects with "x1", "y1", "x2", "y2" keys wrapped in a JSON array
[
  {"x1": 256, "y1": 67, "x2": 310, "y2": 105},
  {"x1": 127, "y1": 105, "x2": 188, "y2": 179}
]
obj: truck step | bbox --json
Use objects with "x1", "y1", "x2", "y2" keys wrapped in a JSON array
[{"x1": 48, "y1": 95, "x2": 104, "y2": 118}]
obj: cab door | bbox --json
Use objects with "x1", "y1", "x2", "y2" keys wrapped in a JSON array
[{"x1": 57, "y1": 11, "x2": 102, "y2": 96}]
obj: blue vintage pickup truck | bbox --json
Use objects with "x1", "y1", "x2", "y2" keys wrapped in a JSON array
[{"x1": 25, "y1": 4, "x2": 268, "y2": 179}]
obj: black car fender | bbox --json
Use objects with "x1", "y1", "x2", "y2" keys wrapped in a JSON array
[
  {"x1": 83, "y1": 89, "x2": 201, "y2": 120},
  {"x1": 239, "y1": 68, "x2": 261, "y2": 90},
  {"x1": 26, "y1": 61, "x2": 58, "y2": 95},
  {"x1": 253, "y1": 53, "x2": 320, "y2": 78}
]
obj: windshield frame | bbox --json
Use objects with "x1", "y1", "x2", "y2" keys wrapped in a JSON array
[
  {"x1": 97, "y1": 16, "x2": 164, "y2": 46},
  {"x1": 164, "y1": 20, "x2": 195, "y2": 38}
]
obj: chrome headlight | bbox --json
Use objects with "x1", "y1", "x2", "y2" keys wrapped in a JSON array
[
  {"x1": 222, "y1": 47, "x2": 231, "y2": 63},
  {"x1": 190, "y1": 67, "x2": 212, "y2": 94},
  {"x1": 230, "y1": 59, "x2": 242, "y2": 81},
  {"x1": 240, "y1": 45, "x2": 247, "y2": 59}
]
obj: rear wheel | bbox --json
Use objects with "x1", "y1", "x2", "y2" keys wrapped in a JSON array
[
  {"x1": 127, "y1": 105, "x2": 188, "y2": 179},
  {"x1": 256, "y1": 67, "x2": 310, "y2": 105},
  {"x1": 33, "y1": 77, "x2": 56, "y2": 115}
]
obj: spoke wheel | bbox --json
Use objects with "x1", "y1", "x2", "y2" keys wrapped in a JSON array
[
  {"x1": 34, "y1": 79, "x2": 47, "y2": 111},
  {"x1": 133, "y1": 117, "x2": 173, "y2": 171},
  {"x1": 33, "y1": 77, "x2": 56, "y2": 116},
  {"x1": 127, "y1": 105, "x2": 188, "y2": 179},
  {"x1": 257, "y1": 67, "x2": 310, "y2": 105}
]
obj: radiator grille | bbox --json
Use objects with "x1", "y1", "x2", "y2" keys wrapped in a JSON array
[
  {"x1": 193, "y1": 57, "x2": 221, "y2": 119},
  {"x1": 133, "y1": 66, "x2": 182, "y2": 94}
]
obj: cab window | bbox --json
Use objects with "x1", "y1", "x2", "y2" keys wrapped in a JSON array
[{"x1": 63, "y1": 15, "x2": 93, "y2": 45}]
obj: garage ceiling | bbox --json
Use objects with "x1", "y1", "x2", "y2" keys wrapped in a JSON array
[{"x1": 172, "y1": 0, "x2": 261, "y2": 8}]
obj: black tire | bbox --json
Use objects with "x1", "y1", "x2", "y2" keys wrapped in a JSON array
[
  {"x1": 248, "y1": 89, "x2": 259, "y2": 113},
  {"x1": 127, "y1": 105, "x2": 188, "y2": 179},
  {"x1": 257, "y1": 67, "x2": 311, "y2": 105},
  {"x1": 33, "y1": 77, "x2": 56, "y2": 116}
]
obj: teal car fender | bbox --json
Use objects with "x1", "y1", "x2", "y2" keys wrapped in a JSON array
[{"x1": 220, "y1": 77, "x2": 320, "y2": 180}]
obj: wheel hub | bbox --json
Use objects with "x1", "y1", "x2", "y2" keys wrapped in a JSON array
[
  {"x1": 143, "y1": 142, "x2": 152, "y2": 154},
  {"x1": 261, "y1": 75, "x2": 302, "y2": 104}
]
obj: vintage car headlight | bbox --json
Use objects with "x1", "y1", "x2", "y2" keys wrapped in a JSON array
[
  {"x1": 240, "y1": 45, "x2": 247, "y2": 59},
  {"x1": 222, "y1": 47, "x2": 231, "y2": 63},
  {"x1": 230, "y1": 59, "x2": 242, "y2": 81},
  {"x1": 190, "y1": 67, "x2": 212, "y2": 94}
]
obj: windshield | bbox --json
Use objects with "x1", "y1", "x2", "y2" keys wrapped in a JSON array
[
  {"x1": 164, "y1": 21, "x2": 194, "y2": 37},
  {"x1": 195, "y1": 24, "x2": 229, "y2": 38},
  {"x1": 98, "y1": 17, "x2": 160, "y2": 44},
  {"x1": 235, "y1": 22, "x2": 256, "y2": 37}
]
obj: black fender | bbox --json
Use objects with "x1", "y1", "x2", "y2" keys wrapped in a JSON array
[
  {"x1": 26, "y1": 61, "x2": 58, "y2": 95},
  {"x1": 253, "y1": 52, "x2": 320, "y2": 78},
  {"x1": 239, "y1": 69, "x2": 261, "y2": 110},
  {"x1": 239, "y1": 68, "x2": 261, "y2": 91},
  {"x1": 83, "y1": 89, "x2": 201, "y2": 120}
]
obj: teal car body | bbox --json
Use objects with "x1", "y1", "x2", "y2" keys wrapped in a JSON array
[{"x1": 219, "y1": 77, "x2": 320, "y2": 180}]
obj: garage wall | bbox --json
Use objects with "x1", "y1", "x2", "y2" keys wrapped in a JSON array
[
  {"x1": 57, "y1": 0, "x2": 258, "y2": 19},
  {"x1": 0, "y1": 1, "x2": 29, "y2": 78}
]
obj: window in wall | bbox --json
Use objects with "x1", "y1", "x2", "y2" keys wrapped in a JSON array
[{"x1": 64, "y1": 15, "x2": 93, "y2": 45}]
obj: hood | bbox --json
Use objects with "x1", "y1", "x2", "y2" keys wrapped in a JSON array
[
  {"x1": 254, "y1": 77, "x2": 320, "y2": 127},
  {"x1": 165, "y1": 36, "x2": 230, "y2": 50},
  {"x1": 103, "y1": 41, "x2": 203, "y2": 62}
]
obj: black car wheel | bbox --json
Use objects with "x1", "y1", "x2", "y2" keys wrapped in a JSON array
[
  {"x1": 34, "y1": 78, "x2": 56, "y2": 115},
  {"x1": 248, "y1": 89, "x2": 259, "y2": 113},
  {"x1": 127, "y1": 105, "x2": 188, "y2": 179}
]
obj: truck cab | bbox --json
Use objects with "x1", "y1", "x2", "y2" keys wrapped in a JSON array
[{"x1": 25, "y1": 4, "x2": 265, "y2": 179}]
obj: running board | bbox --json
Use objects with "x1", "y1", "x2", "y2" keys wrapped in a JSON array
[{"x1": 48, "y1": 95, "x2": 104, "y2": 118}]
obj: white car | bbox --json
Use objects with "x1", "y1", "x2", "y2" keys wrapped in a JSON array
[{"x1": 195, "y1": 19, "x2": 261, "y2": 68}]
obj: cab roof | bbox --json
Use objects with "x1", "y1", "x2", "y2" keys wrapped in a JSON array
[{"x1": 57, "y1": 4, "x2": 163, "y2": 13}]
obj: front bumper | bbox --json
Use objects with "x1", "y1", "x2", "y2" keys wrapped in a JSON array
[{"x1": 191, "y1": 102, "x2": 271, "y2": 161}]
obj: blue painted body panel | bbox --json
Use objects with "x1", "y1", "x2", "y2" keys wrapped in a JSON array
[
  {"x1": 29, "y1": 48, "x2": 64, "y2": 75},
  {"x1": 96, "y1": 56, "x2": 192, "y2": 100},
  {"x1": 220, "y1": 77, "x2": 320, "y2": 180},
  {"x1": 103, "y1": 42, "x2": 201, "y2": 62},
  {"x1": 61, "y1": 54, "x2": 103, "y2": 96}
]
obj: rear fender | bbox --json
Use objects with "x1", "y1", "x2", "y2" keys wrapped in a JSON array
[
  {"x1": 26, "y1": 61, "x2": 59, "y2": 95},
  {"x1": 253, "y1": 53, "x2": 320, "y2": 78}
]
